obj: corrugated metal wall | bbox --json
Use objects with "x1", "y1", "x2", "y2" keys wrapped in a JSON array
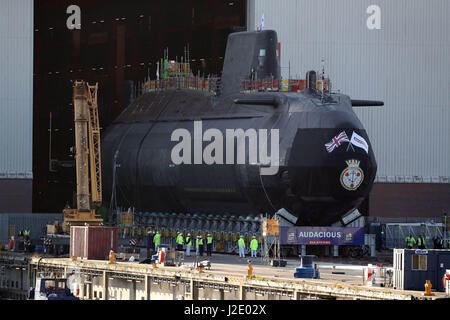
[
  {"x1": 0, "y1": 213, "x2": 63, "y2": 243},
  {"x1": 247, "y1": 0, "x2": 450, "y2": 181},
  {"x1": 0, "y1": 0, "x2": 33, "y2": 180}
]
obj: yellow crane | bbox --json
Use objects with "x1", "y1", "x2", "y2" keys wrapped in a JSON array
[{"x1": 62, "y1": 81, "x2": 103, "y2": 231}]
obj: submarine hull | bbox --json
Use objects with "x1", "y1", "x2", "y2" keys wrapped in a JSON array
[{"x1": 101, "y1": 89, "x2": 377, "y2": 226}]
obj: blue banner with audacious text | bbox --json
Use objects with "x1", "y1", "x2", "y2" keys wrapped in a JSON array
[{"x1": 280, "y1": 226, "x2": 365, "y2": 245}]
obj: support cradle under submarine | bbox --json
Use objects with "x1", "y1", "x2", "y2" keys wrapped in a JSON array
[{"x1": 101, "y1": 30, "x2": 383, "y2": 226}]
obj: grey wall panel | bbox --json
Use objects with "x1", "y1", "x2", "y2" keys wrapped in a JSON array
[
  {"x1": 0, "y1": 179, "x2": 32, "y2": 213},
  {"x1": 0, "y1": 213, "x2": 63, "y2": 244},
  {"x1": 248, "y1": 0, "x2": 450, "y2": 180},
  {"x1": 0, "y1": 215, "x2": 7, "y2": 246},
  {"x1": 0, "y1": 0, "x2": 33, "y2": 179}
]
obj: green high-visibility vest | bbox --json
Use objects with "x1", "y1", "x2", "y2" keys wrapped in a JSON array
[
  {"x1": 186, "y1": 237, "x2": 192, "y2": 246},
  {"x1": 406, "y1": 237, "x2": 415, "y2": 246},
  {"x1": 418, "y1": 237, "x2": 424, "y2": 246},
  {"x1": 176, "y1": 235, "x2": 184, "y2": 245},
  {"x1": 196, "y1": 238, "x2": 203, "y2": 248},
  {"x1": 238, "y1": 238, "x2": 245, "y2": 248},
  {"x1": 207, "y1": 236, "x2": 212, "y2": 244},
  {"x1": 154, "y1": 234, "x2": 161, "y2": 245},
  {"x1": 250, "y1": 239, "x2": 258, "y2": 250}
]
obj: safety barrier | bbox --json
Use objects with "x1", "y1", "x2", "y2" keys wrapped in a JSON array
[{"x1": 116, "y1": 211, "x2": 263, "y2": 255}]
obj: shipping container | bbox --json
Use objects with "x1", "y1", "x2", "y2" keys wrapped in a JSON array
[{"x1": 70, "y1": 226, "x2": 118, "y2": 260}]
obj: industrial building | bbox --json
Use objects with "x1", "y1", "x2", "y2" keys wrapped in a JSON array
[
  {"x1": 0, "y1": 0, "x2": 34, "y2": 212},
  {"x1": 0, "y1": 0, "x2": 449, "y2": 222}
]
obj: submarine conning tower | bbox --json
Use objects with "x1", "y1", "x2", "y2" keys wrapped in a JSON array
[{"x1": 220, "y1": 30, "x2": 281, "y2": 96}]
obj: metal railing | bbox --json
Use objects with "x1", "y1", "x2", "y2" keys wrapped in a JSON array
[
  {"x1": 385, "y1": 223, "x2": 444, "y2": 249},
  {"x1": 137, "y1": 76, "x2": 221, "y2": 96},
  {"x1": 240, "y1": 78, "x2": 331, "y2": 93}
]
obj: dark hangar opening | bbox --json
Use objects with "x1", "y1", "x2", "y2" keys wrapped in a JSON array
[{"x1": 33, "y1": 0, "x2": 247, "y2": 213}]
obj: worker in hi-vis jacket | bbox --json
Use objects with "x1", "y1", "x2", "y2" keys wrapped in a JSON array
[{"x1": 238, "y1": 235, "x2": 245, "y2": 258}]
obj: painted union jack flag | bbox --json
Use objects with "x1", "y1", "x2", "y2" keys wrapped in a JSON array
[{"x1": 325, "y1": 131, "x2": 350, "y2": 153}]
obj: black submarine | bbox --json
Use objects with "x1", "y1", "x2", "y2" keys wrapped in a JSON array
[{"x1": 101, "y1": 30, "x2": 382, "y2": 226}]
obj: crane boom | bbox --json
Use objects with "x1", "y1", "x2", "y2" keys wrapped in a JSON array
[
  {"x1": 87, "y1": 83, "x2": 102, "y2": 207},
  {"x1": 63, "y1": 81, "x2": 103, "y2": 230}
]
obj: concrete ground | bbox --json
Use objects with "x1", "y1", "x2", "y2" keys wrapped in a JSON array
[
  {"x1": 174, "y1": 252, "x2": 386, "y2": 287},
  {"x1": 166, "y1": 252, "x2": 447, "y2": 299}
]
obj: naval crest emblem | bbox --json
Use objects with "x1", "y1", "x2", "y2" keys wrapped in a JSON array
[{"x1": 340, "y1": 159, "x2": 364, "y2": 191}]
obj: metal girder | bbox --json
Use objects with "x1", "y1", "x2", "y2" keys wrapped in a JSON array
[
  {"x1": 63, "y1": 81, "x2": 103, "y2": 228},
  {"x1": 86, "y1": 83, "x2": 102, "y2": 207}
]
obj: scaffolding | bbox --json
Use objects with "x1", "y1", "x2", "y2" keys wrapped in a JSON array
[
  {"x1": 261, "y1": 214, "x2": 281, "y2": 265},
  {"x1": 135, "y1": 47, "x2": 222, "y2": 97}
]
